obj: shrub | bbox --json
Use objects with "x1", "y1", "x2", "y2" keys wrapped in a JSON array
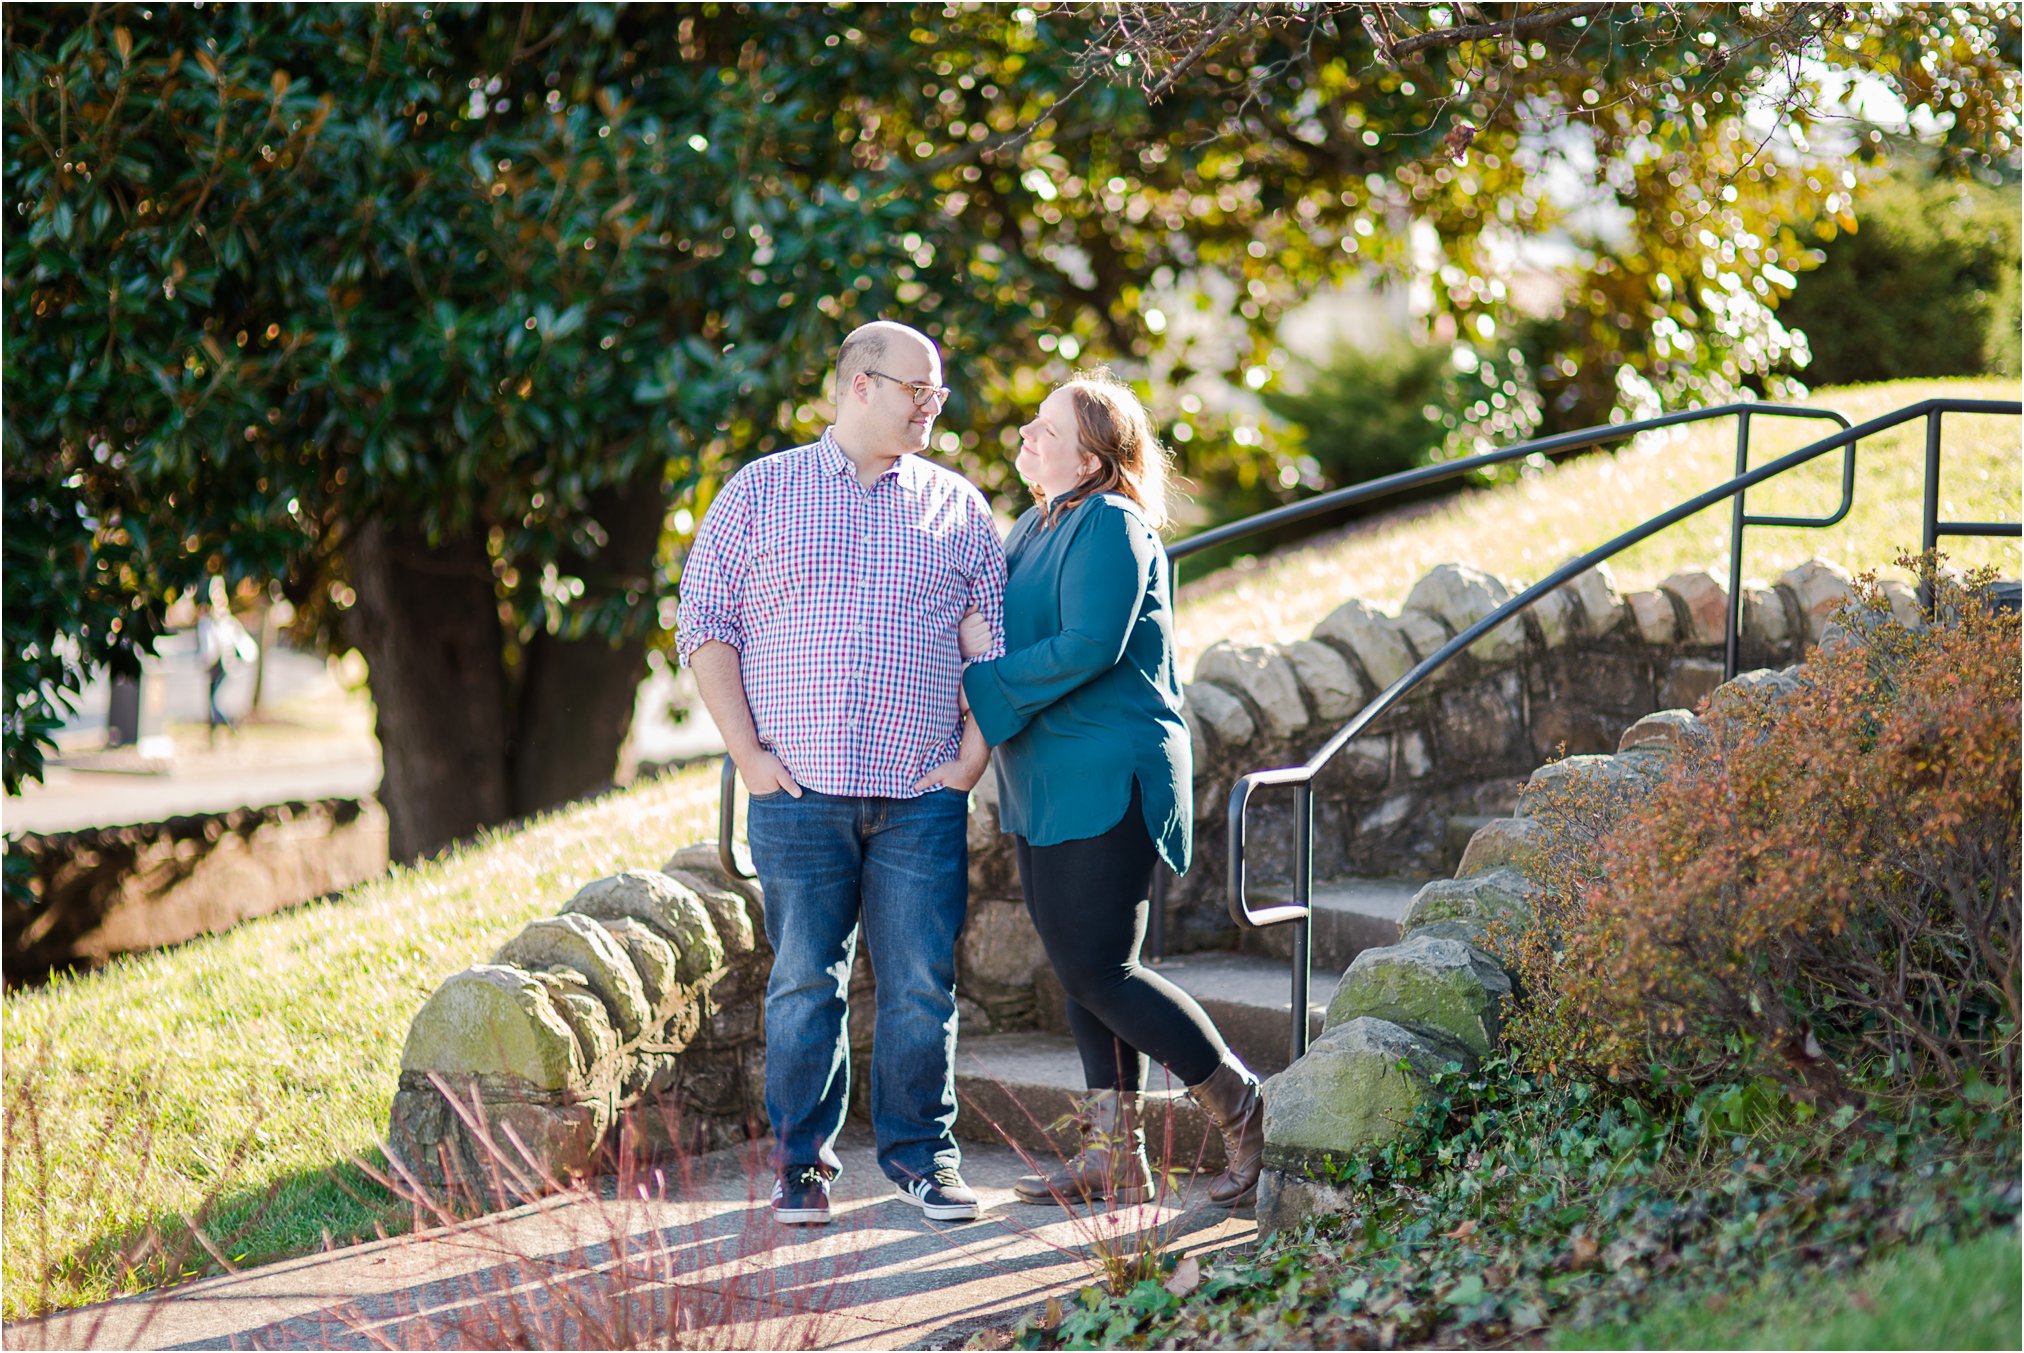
[
  {"x1": 1779, "y1": 168, "x2": 2022, "y2": 383},
  {"x1": 1501, "y1": 562, "x2": 2021, "y2": 1107},
  {"x1": 1005, "y1": 1061, "x2": 2021, "y2": 1350},
  {"x1": 1177, "y1": 337, "x2": 1543, "y2": 576},
  {"x1": 1261, "y1": 338, "x2": 1543, "y2": 491}
]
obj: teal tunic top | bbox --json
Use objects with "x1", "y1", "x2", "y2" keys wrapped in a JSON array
[{"x1": 962, "y1": 494, "x2": 1192, "y2": 874}]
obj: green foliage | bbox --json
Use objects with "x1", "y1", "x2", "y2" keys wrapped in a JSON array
[
  {"x1": 1011, "y1": 1063, "x2": 2021, "y2": 1349},
  {"x1": 7, "y1": 2, "x2": 2020, "y2": 816},
  {"x1": 1780, "y1": 169, "x2": 2024, "y2": 384},
  {"x1": 1090, "y1": 3, "x2": 2023, "y2": 429},
  {"x1": 1249, "y1": 338, "x2": 1544, "y2": 502},
  {"x1": 1500, "y1": 561, "x2": 2022, "y2": 1105},
  {"x1": 1260, "y1": 341, "x2": 1450, "y2": 490},
  {"x1": 1555, "y1": 1225, "x2": 2023, "y2": 1351}
]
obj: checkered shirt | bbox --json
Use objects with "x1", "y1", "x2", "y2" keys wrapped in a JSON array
[{"x1": 676, "y1": 430, "x2": 1007, "y2": 798}]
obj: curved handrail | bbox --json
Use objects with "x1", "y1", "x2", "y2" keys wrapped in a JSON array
[
  {"x1": 1227, "y1": 396, "x2": 2022, "y2": 1062},
  {"x1": 713, "y1": 400, "x2": 1851, "y2": 882},
  {"x1": 717, "y1": 756, "x2": 750, "y2": 881},
  {"x1": 1167, "y1": 401, "x2": 1851, "y2": 563}
]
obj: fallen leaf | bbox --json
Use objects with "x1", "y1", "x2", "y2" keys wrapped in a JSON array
[
  {"x1": 1164, "y1": 1254, "x2": 1203, "y2": 1297},
  {"x1": 1443, "y1": 1218, "x2": 1479, "y2": 1240},
  {"x1": 1041, "y1": 1297, "x2": 1061, "y2": 1330},
  {"x1": 1570, "y1": 1234, "x2": 1599, "y2": 1268}
]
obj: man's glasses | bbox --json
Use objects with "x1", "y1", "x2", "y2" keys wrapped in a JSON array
[{"x1": 864, "y1": 370, "x2": 953, "y2": 408}]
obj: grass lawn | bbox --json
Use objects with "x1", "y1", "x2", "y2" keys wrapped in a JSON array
[
  {"x1": 4, "y1": 375, "x2": 2015, "y2": 1319},
  {"x1": 1, "y1": 762, "x2": 723, "y2": 1317},
  {"x1": 1554, "y1": 1224, "x2": 2022, "y2": 1351},
  {"x1": 1174, "y1": 377, "x2": 2021, "y2": 671}
]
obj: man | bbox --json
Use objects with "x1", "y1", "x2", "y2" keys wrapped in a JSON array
[{"x1": 677, "y1": 320, "x2": 1005, "y2": 1226}]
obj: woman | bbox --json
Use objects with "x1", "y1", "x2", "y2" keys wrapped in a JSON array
[{"x1": 958, "y1": 370, "x2": 1264, "y2": 1208}]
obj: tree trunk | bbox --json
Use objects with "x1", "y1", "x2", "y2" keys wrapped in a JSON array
[
  {"x1": 509, "y1": 466, "x2": 669, "y2": 817},
  {"x1": 346, "y1": 518, "x2": 512, "y2": 864}
]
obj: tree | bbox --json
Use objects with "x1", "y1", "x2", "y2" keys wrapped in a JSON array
[
  {"x1": 5, "y1": 6, "x2": 981, "y2": 857},
  {"x1": 1075, "y1": 2, "x2": 2022, "y2": 429},
  {"x1": 3, "y1": 5, "x2": 1314, "y2": 858},
  {"x1": 9, "y1": 3, "x2": 2017, "y2": 862},
  {"x1": 1778, "y1": 165, "x2": 2021, "y2": 383}
]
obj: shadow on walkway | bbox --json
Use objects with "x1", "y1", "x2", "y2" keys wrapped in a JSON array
[{"x1": 10, "y1": 1125, "x2": 1256, "y2": 1351}]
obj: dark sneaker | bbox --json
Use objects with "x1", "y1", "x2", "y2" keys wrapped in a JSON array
[
  {"x1": 897, "y1": 1168, "x2": 981, "y2": 1222},
  {"x1": 772, "y1": 1165, "x2": 831, "y2": 1226}
]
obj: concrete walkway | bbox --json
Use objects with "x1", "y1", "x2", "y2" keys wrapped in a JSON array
[{"x1": 9, "y1": 1125, "x2": 1255, "y2": 1351}]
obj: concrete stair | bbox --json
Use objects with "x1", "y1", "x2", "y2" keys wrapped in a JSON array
[
  {"x1": 1236, "y1": 874, "x2": 1422, "y2": 974},
  {"x1": 955, "y1": 1030, "x2": 1230, "y2": 1173},
  {"x1": 955, "y1": 951, "x2": 1326, "y2": 1174}
]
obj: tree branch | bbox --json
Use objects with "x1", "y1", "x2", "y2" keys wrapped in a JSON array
[
  {"x1": 1142, "y1": 4, "x2": 1254, "y2": 103},
  {"x1": 1382, "y1": 2, "x2": 1612, "y2": 60}
]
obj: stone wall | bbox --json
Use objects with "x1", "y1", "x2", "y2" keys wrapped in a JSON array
[
  {"x1": 386, "y1": 845, "x2": 772, "y2": 1190},
  {"x1": 1251, "y1": 667, "x2": 1817, "y2": 1236},
  {"x1": 385, "y1": 556, "x2": 1877, "y2": 1187},
  {"x1": 962, "y1": 556, "x2": 1874, "y2": 959},
  {"x1": 4, "y1": 797, "x2": 388, "y2": 982}
]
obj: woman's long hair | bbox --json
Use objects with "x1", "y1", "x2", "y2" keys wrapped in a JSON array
[{"x1": 1034, "y1": 368, "x2": 1175, "y2": 532}]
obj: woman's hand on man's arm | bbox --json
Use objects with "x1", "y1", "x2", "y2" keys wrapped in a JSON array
[{"x1": 958, "y1": 607, "x2": 994, "y2": 661}]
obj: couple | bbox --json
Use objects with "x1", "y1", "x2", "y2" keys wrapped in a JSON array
[{"x1": 675, "y1": 321, "x2": 1264, "y2": 1227}]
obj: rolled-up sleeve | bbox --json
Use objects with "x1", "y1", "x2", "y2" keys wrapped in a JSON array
[
  {"x1": 958, "y1": 493, "x2": 1008, "y2": 664},
  {"x1": 674, "y1": 472, "x2": 755, "y2": 665}
]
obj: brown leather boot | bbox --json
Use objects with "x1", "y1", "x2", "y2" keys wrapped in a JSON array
[
  {"x1": 1188, "y1": 1058, "x2": 1264, "y2": 1207},
  {"x1": 1013, "y1": 1090, "x2": 1157, "y2": 1206}
]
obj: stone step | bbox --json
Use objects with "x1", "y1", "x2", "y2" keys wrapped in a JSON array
[
  {"x1": 1034, "y1": 949, "x2": 1326, "y2": 1078},
  {"x1": 1236, "y1": 875, "x2": 1423, "y2": 976},
  {"x1": 952, "y1": 1030, "x2": 1228, "y2": 1174},
  {"x1": 1144, "y1": 950, "x2": 1326, "y2": 1076}
]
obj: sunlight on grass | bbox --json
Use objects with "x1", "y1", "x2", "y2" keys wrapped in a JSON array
[
  {"x1": 1552, "y1": 1225, "x2": 2022, "y2": 1350},
  {"x1": 3, "y1": 377, "x2": 2014, "y2": 1319},
  {"x1": 1174, "y1": 378, "x2": 2021, "y2": 672},
  {"x1": 1, "y1": 762, "x2": 722, "y2": 1317}
]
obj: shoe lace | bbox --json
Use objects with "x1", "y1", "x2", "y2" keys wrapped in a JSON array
[{"x1": 784, "y1": 1166, "x2": 825, "y2": 1191}]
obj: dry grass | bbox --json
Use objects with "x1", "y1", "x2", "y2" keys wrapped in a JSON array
[
  {"x1": 1, "y1": 761, "x2": 723, "y2": 1317},
  {"x1": 1173, "y1": 377, "x2": 2021, "y2": 672},
  {"x1": 4, "y1": 374, "x2": 2014, "y2": 1318}
]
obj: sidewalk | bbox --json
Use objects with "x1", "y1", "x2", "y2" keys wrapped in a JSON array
[
  {"x1": 8, "y1": 1125, "x2": 1256, "y2": 1351},
  {"x1": 4, "y1": 655, "x2": 723, "y2": 836},
  {"x1": 5, "y1": 651, "x2": 382, "y2": 835}
]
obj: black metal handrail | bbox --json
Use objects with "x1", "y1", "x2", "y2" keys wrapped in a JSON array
[
  {"x1": 1167, "y1": 402, "x2": 1852, "y2": 564},
  {"x1": 715, "y1": 399, "x2": 1853, "y2": 886},
  {"x1": 1145, "y1": 400, "x2": 1853, "y2": 956},
  {"x1": 712, "y1": 399, "x2": 1853, "y2": 887},
  {"x1": 1228, "y1": 396, "x2": 2021, "y2": 1066}
]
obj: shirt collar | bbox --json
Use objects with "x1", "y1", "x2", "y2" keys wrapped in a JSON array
[{"x1": 818, "y1": 426, "x2": 917, "y2": 487}]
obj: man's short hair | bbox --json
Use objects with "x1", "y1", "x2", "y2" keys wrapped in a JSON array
[{"x1": 834, "y1": 321, "x2": 932, "y2": 402}]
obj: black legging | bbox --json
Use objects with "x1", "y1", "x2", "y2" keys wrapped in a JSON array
[{"x1": 1014, "y1": 785, "x2": 1228, "y2": 1092}]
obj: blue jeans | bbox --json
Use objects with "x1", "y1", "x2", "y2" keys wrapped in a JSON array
[{"x1": 746, "y1": 786, "x2": 969, "y2": 1184}]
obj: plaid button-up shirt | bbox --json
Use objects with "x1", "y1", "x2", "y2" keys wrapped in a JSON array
[{"x1": 676, "y1": 430, "x2": 1007, "y2": 798}]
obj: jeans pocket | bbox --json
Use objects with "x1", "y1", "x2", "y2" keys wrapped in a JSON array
[{"x1": 748, "y1": 788, "x2": 789, "y2": 803}]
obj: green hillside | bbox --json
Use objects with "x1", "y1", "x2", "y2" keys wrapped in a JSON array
[
  {"x1": 1176, "y1": 377, "x2": 2019, "y2": 671},
  {"x1": 4, "y1": 376, "x2": 2017, "y2": 1317}
]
